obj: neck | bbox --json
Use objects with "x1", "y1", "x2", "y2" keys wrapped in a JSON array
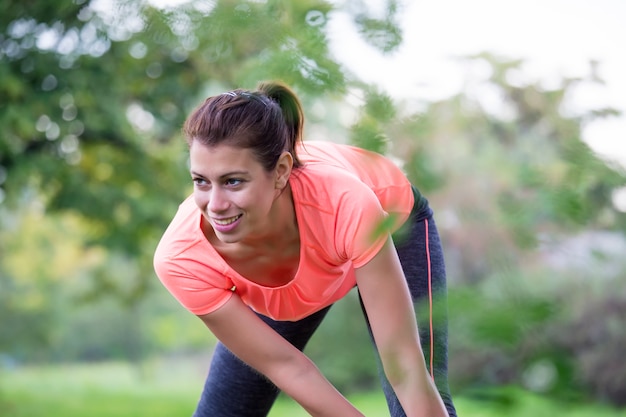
[{"x1": 242, "y1": 184, "x2": 299, "y2": 252}]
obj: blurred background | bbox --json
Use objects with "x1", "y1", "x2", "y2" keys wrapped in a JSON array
[{"x1": 1, "y1": 0, "x2": 625, "y2": 416}]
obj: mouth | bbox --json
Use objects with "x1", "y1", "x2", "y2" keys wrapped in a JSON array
[{"x1": 212, "y1": 214, "x2": 242, "y2": 226}]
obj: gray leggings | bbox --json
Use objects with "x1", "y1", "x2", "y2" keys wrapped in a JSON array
[{"x1": 193, "y1": 209, "x2": 457, "y2": 417}]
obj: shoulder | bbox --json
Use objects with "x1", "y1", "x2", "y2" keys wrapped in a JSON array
[
  {"x1": 291, "y1": 165, "x2": 387, "y2": 264},
  {"x1": 297, "y1": 140, "x2": 401, "y2": 176},
  {"x1": 297, "y1": 141, "x2": 415, "y2": 228},
  {"x1": 153, "y1": 196, "x2": 234, "y2": 315},
  {"x1": 290, "y1": 163, "x2": 379, "y2": 214},
  {"x1": 153, "y1": 195, "x2": 217, "y2": 282},
  {"x1": 154, "y1": 195, "x2": 203, "y2": 260}
]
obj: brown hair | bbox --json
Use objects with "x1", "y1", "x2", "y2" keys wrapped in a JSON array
[{"x1": 182, "y1": 81, "x2": 304, "y2": 170}]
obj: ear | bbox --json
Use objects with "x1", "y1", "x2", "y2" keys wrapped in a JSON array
[{"x1": 274, "y1": 151, "x2": 293, "y2": 189}]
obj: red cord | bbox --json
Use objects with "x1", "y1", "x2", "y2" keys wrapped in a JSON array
[{"x1": 424, "y1": 218, "x2": 435, "y2": 381}]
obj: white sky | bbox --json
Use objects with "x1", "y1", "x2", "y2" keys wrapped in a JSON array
[
  {"x1": 327, "y1": 0, "x2": 626, "y2": 169},
  {"x1": 148, "y1": 0, "x2": 625, "y2": 170}
]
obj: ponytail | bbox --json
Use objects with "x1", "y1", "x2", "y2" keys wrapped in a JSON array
[
  {"x1": 184, "y1": 81, "x2": 305, "y2": 171},
  {"x1": 257, "y1": 81, "x2": 304, "y2": 168}
]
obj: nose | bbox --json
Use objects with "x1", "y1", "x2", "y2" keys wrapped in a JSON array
[{"x1": 207, "y1": 187, "x2": 230, "y2": 213}]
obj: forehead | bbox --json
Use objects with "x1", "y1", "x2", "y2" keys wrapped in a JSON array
[{"x1": 189, "y1": 142, "x2": 262, "y2": 174}]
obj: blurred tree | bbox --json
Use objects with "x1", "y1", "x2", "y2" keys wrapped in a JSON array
[
  {"x1": 0, "y1": 202, "x2": 103, "y2": 361},
  {"x1": 386, "y1": 54, "x2": 626, "y2": 284},
  {"x1": 0, "y1": 0, "x2": 404, "y2": 289},
  {"x1": 2, "y1": 0, "x2": 626, "y2": 407},
  {"x1": 379, "y1": 54, "x2": 626, "y2": 403},
  {"x1": 0, "y1": 0, "x2": 405, "y2": 365}
]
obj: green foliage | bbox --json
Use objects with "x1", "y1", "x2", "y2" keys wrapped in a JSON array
[
  {"x1": 364, "y1": 88, "x2": 396, "y2": 122},
  {"x1": 0, "y1": 0, "x2": 385, "y2": 292},
  {"x1": 3, "y1": 362, "x2": 626, "y2": 417},
  {"x1": 2, "y1": 0, "x2": 626, "y2": 408},
  {"x1": 306, "y1": 292, "x2": 379, "y2": 392},
  {"x1": 447, "y1": 283, "x2": 573, "y2": 396},
  {"x1": 0, "y1": 206, "x2": 98, "y2": 361},
  {"x1": 553, "y1": 277, "x2": 626, "y2": 406},
  {"x1": 0, "y1": 361, "x2": 201, "y2": 417},
  {"x1": 349, "y1": 115, "x2": 388, "y2": 154},
  {"x1": 0, "y1": 0, "x2": 406, "y2": 368},
  {"x1": 450, "y1": 287, "x2": 554, "y2": 349},
  {"x1": 349, "y1": 87, "x2": 396, "y2": 153},
  {"x1": 352, "y1": 0, "x2": 403, "y2": 53},
  {"x1": 448, "y1": 258, "x2": 626, "y2": 406}
]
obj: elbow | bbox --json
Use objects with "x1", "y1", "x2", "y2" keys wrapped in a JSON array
[
  {"x1": 383, "y1": 358, "x2": 409, "y2": 388},
  {"x1": 380, "y1": 348, "x2": 408, "y2": 386},
  {"x1": 267, "y1": 353, "x2": 318, "y2": 389},
  {"x1": 380, "y1": 345, "x2": 427, "y2": 388}
]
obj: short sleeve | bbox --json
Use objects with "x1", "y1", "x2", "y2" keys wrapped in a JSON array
[
  {"x1": 154, "y1": 248, "x2": 235, "y2": 316},
  {"x1": 334, "y1": 184, "x2": 390, "y2": 268}
]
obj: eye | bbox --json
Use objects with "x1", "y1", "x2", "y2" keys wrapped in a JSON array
[
  {"x1": 225, "y1": 178, "x2": 244, "y2": 187},
  {"x1": 192, "y1": 177, "x2": 208, "y2": 187}
]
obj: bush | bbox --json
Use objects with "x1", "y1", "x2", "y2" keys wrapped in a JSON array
[
  {"x1": 555, "y1": 291, "x2": 626, "y2": 406},
  {"x1": 448, "y1": 265, "x2": 626, "y2": 408}
]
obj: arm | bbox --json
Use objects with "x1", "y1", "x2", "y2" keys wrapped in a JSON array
[
  {"x1": 197, "y1": 295, "x2": 365, "y2": 417},
  {"x1": 355, "y1": 237, "x2": 449, "y2": 417}
]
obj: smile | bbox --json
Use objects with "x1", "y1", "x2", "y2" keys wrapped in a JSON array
[{"x1": 213, "y1": 214, "x2": 242, "y2": 226}]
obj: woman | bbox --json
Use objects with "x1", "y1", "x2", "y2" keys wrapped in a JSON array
[{"x1": 154, "y1": 81, "x2": 457, "y2": 417}]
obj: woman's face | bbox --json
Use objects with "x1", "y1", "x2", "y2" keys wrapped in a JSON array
[{"x1": 189, "y1": 141, "x2": 290, "y2": 245}]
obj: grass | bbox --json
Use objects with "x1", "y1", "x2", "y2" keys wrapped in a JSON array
[
  {"x1": 0, "y1": 361, "x2": 199, "y2": 417},
  {"x1": 1, "y1": 359, "x2": 625, "y2": 416}
]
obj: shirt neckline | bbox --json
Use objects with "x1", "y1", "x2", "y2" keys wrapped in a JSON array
[{"x1": 193, "y1": 173, "x2": 305, "y2": 290}]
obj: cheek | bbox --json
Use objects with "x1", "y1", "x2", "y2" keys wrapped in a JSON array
[
  {"x1": 193, "y1": 189, "x2": 209, "y2": 208},
  {"x1": 243, "y1": 188, "x2": 274, "y2": 214}
]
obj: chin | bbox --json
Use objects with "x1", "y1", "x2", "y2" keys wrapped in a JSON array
[{"x1": 215, "y1": 230, "x2": 245, "y2": 244}]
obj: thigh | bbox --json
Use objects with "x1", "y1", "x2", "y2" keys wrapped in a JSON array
[
  {"x1": 360, "y1": 212, "x2": 458, "y2": 417},
  {"x1": 395, "y1": 212, "x2": 449, "y2": 366},
  {"x1": 395, "y1": 213, "x2": 447, "y2": 304},
  {"x1": 192, "y1": 305, "x2": 332, "y2": 417},
  {"x1": 395, "y1": 214, "x2": 457, "y2": 417}
]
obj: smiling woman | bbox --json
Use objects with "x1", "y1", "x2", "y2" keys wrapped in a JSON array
[
  {"x1": 153, "y1": 81, "x2": 457, "y2": 417},
  {"x1": 189, "y1": 143, "x2": 288, "y2": 245}
]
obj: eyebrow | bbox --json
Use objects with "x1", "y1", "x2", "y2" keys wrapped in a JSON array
[{"x1": 190, "y1": 170, "x2": 250, "y2": 179}]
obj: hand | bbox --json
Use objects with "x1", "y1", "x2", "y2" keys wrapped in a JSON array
[
  {"x1": 355, "y1": 239, "x2": 449, "y2": 417},
  {"x1": 197, "y1": 295, "x2": 365, "y2": 417}
]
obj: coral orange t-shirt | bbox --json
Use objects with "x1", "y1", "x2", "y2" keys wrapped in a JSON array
[{"x1": 153, "y1": 141, "x2": 414, "y2": 321}]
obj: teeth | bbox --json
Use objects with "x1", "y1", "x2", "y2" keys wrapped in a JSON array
[{"x1": 214, "y1": 215, "x2": 241, "y2": 226}]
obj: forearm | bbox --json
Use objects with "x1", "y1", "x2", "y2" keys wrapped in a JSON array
[
  {"x1": 272, "y1": 357, "x2": 365, "y2": 417},
  {"x1": 390, "y1": 368, "x2": 449, "y2": 417}
]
